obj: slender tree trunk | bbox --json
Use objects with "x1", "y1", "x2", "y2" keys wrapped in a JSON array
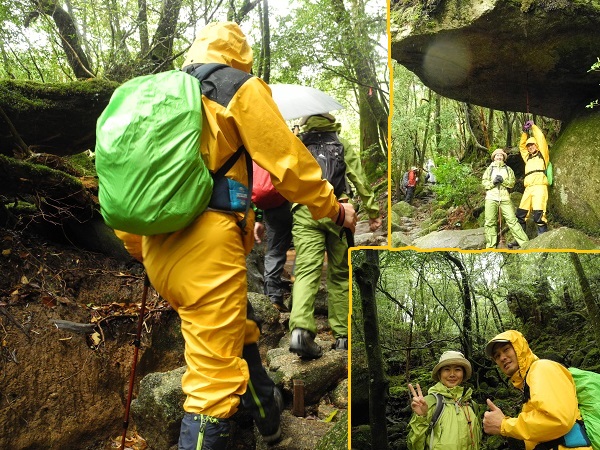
[
  {"x1": 443, "y1": 253, "x2": 473, "y2": 359},
  {"x1": 420, "y1": 89, "x2": 432, "y2": 168},
  {"x1": 487, "y1": 108, "x2": 494, "y2": 149},
  {"x1": 569, "y1": 253, "x2": 600, "y2": 348},
  {"x1": 34, "y1": 0, "x2": 93, "y2": 79},
  {"x1": 145, "y1": 0, "x2": 183, "y2": 72},
  {"x1": 258, "y1": 0, "x2": 271, "y2": 82},
  {"x1": 138, "y1": 0, "x2": 150, "y2": 56},
  {"x1": 354, "y1": 250, "x2": 389, "y2": 450},
  {"x1": 434, "y1": 93, "x2": 441, "y2": 149},
  {"x1": 330, "y1": 0, "x2": 387, "y2": 182}
]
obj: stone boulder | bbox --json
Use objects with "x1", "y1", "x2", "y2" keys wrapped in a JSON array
[
  {"x1": 266, "y1": 344, "x2": 348, "y2": 405},
  {"x1": 547, "y1": 112, "x2": 600, "y2": 234},
  {"x1": 412, "y1": 227, "x2": 486, "y2": 249},
  {"x1": 130, "y1": 367, "x2": 186, "y2": 450},
  {"x1": 521, "y1": 227, "x2": 600, "y2": 250},
  {"x1": 391, "y1": 0, "x2": 600, "y2": 121}
]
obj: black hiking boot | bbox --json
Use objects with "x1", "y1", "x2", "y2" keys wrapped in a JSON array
[
  {"x1": 507, "y1": 241, "x2": 519, "y2": 249},
  {"x1": 334, "y1": 337, "x2": 348, "y2": 351},
  {"x1": 178, "y1": 413, "x2": 230, "y2": 450},
  {"x1": 289, "y1": 328, "x2": 322, "y2": 359},
  {"x1": 254, "y1": 387, "x2": 284, "y2": 444},
  {"x1": 537, "y1": 224, "x2": 548, "y2": 235},
  {"x1": 241, "y1": 343, "x2": 283, "y2": 444}
]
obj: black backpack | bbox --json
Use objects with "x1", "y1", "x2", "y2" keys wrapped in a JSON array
[{"x1": 301, "y1": 130, "x2": 347, "y2": 198}]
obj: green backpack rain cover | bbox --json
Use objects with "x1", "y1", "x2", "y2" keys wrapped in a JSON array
[
  {"x1": 569, "y1": 367, "x2": 600, "y2": 450},
  {"x1": 546, "y1": 161, "x2": 554, "y2": 186},
  {"x1": 95, "y1": 69, "x2": 212, "y2": 235}
]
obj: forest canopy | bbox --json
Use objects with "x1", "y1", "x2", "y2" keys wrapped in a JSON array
[{"x1": 0, "y1": 0, "x2": 389, "y2": 242}]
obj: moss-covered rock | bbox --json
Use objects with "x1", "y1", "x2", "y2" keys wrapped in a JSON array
[
  {"x1": 521, "y1": 227, "x2": 600, "y2": 250},
  {"x1": 392, "y1": 201, "x2": 416, "y2": 218},
  {"x1": 391, "y1": 0, "x2": 600, "y2": 121},
  {"x1": 315, "y1": 410, "x2": 348, "y2": 450},
  {"x1": 548, "y1": 112, "x2": 600, "y2": 236}
]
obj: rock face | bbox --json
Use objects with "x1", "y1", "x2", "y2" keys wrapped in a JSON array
[
  {"x1": 548, "y1": 113, "x2": 600, "y2": 233},
  {"x1": 391, "y1": 0, "x2": 600, "y2": 121}
]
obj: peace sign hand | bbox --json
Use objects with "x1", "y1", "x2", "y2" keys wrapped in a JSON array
[{"x1": 408, "y1": 383, "x2": 428, "y2": 417}]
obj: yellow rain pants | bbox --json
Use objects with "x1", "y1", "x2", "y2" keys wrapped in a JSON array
[{"x1": 142, "y1": 210, "x2": 257, "y2": 418}]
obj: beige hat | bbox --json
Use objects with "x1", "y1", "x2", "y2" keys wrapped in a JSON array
[
  {"x1": 485, "y1": 338, "x2": 511, "y2": 359},
  {"x1": 526, "y1": 137, "x2": 537, "y2": 146},
  {"x1": 491, "y1": 148, "x2": 508, "y2": 161},
  {"x1": 432, "y1": 350, "x2": 472, "y2": 382}
]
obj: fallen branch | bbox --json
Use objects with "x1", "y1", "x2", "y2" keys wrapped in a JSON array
[{"x1": 52, "y1": 319, "x2": 96, "y2": 334}]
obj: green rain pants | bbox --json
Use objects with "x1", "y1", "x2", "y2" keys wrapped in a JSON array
[
  {"x1": 289, "y1": 205, "x2": 349, "y2": 338},
  {"x1": 484, "y1": 199, "x2": 529, "y2": 248}
]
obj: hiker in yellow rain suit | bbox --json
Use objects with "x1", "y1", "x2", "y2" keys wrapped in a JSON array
[
  {"x1": 483, "y1": 330, "x2": 592, "y2": 450},
  {"x1": 516, "y1": 121, "x2": 550, "y2": 235},
  {"x1": 116, "y1": 21, "x2": 356, "y2": 450}
]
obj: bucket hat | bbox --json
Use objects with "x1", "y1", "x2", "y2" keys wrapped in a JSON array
[
  {"x1": 432, "y1": 350, "x2": 472, "y2": 381},
  {"x1": 491, "y1": 148, "x2": 508, "y2": 161}
]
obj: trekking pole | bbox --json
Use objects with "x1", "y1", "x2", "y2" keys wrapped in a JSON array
[
  {"x1": 120, "y1": 273, "x2": 150, "y2": 450},
  {"x1": 497, "y1": 186, "x2": 505, "y2": 248}
]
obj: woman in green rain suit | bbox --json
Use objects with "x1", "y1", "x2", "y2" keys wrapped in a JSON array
[
  {"x1": 482, "y1": 148, "x2": 529, "y2": 249},
  {"x1": 407, "y1": 351, "x2": 481, "y2": 450}
]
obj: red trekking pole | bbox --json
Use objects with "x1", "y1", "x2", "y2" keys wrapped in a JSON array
[{"x1": 120, "y1": 273, "x2": 150, "y2": 450}]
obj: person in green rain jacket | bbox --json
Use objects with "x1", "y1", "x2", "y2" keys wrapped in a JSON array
[
  {"x1": 288, "y1": 113, "x2": 382, "y2": 359},
  {"x1": 482, "y1": 148, "x2": 529, "y2": 249},
  {"x1": 408, "y1": 351, "x2": 481, "y2": 450}
]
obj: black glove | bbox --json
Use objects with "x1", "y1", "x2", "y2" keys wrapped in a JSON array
[{"x1": 493, "y1": 175, "x2": 504, "y2": 186}]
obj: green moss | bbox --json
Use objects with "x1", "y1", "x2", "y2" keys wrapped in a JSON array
[
  {"x1": 0, "y1": 78, "x2": 119, "y2": 113},
  {"x1": 315, "y1": 411, "x2": 348, "y2": 450},
  {"x1": 65, "y1": 152, "x2": 96, "y2": 177}
]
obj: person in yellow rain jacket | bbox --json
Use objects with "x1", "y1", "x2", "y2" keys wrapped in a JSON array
[
  {"x1": 515, "y1": 120, "x2": 550, "y2": 235},
  {"x1": 483, "y1": 330, "x2": 592, "y2": 450},
  {"x1": 116, "y1": 21, "x2": 357, "y2": 450}
]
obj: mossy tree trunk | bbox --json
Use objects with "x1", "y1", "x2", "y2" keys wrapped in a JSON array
[
  {"x1": 354, "y1": 250, "x2": 389, "y2": 450},
  {"x1": 569, "y1": 252, "x2": 600, "y2": 349}
]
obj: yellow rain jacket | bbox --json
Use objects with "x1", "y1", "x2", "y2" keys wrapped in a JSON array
[
  {"x1": 518, "y1": 125, "x2": 549, "y2": 222},
  {"x1": 519, "y1": 125, "x2": 549, "y2": 188},
  {"x1": 117, "y1": 22, "x2": 341, "y2": 419},
  {"x1": 489, "y1": 330, "x2": 591, "y2": 450}
]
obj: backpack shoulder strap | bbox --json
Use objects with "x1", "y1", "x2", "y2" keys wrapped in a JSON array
[
  {"x1": 183, "y1": 62, "x2": 229, "y2": 83},
  {"x1": 429, "y1": 393, "x2": 445, "y2": 431},
  {"x1": 427, "y1": 393, "x2": 445, "y2": 450}
]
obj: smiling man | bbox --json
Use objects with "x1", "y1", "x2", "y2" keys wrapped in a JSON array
[{"x1": 483, "y1": 330, "x2": 592, "y2": 450}]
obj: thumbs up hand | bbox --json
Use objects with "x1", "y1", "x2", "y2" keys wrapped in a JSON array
[{"x1": 483, "y1": 399, "x2": 505, "y2": 435}]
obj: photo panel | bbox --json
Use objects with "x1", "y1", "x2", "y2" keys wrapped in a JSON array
[
  {"x1": 388, "y1": 1, "x2": 600, "y2": 251},
  {"x1": 350, "y1": 248, "x2": 600, "y2": 449}
]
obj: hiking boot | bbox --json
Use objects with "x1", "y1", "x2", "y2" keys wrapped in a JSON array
[
  {"x1": 537, "y1": 224, "x2": 548, "y2": 235},
  {"x1": 178, "y1": 413, "x2": 230, "y2": 450},
  {"x1": 507, "y1": 241, "x2": 519, "y2": 249},
  {"x1": 334, "y1": 337, "x2": 348, "y2": 351},
  {"x1": 254, "y1": 386, "x2": 284, "y2": 444},
  {"x1": 289, "y1": 328, "x2": 322, "y2": 359}
]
